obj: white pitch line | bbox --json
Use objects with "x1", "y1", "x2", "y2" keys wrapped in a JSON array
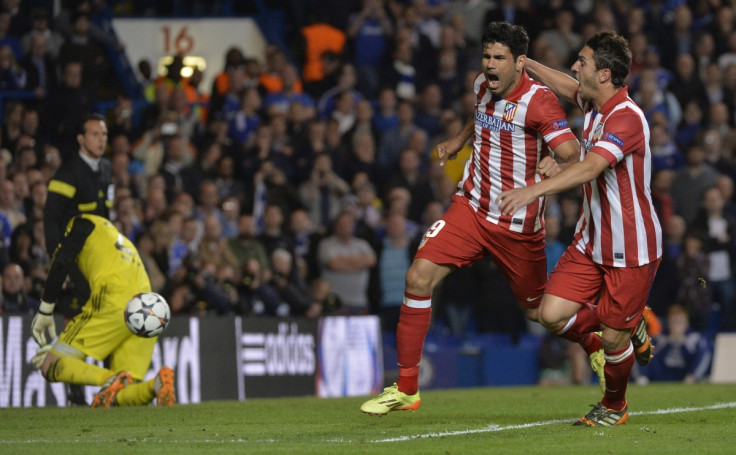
[
  {"x1": 371, "y1": 401, "x2": 736, "y2": 443},
  {"x1": 2, "y1": 402, "x2": 734, "y2": 445}
]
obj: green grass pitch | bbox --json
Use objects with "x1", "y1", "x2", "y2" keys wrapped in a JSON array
[{"x1": 1, "y1": 383, "x2": 735, "y2": 454}]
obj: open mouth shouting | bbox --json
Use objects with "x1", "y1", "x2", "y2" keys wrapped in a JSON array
[{"x1": 486, "y1": 72, "x2": 500, "y2": 90}]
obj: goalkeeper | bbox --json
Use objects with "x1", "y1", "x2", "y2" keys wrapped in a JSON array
[{"x1": 31, "y1": 214, "x2": 176, "y2": 407}]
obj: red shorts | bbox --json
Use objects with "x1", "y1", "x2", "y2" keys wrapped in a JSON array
[
  {"x1": 414, "y1": 195, "x2": 547, "y2": 307},
  {"x1": 545, "y1": 246, "x2": 661, "y2": 329}
]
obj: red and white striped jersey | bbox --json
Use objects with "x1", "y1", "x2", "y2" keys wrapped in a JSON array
[
  {"x1": 573, "y1": 86, "x2": 662, "y2": 267},
  {"x1": 458, "y1": 71, "x2": 576, "y2": 234}
]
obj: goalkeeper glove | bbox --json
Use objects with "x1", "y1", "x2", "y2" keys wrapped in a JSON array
[
  {"x1": 32, "y1": 344, "x2": 52, "y2": 369},
  {"x1": 31, "y1": 301, "x2": 57, "y2": 346}
]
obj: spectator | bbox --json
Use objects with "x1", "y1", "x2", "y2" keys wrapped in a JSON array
[
  {"x1": 650, "y1": 123, "x2": 684, "y2": 172},
  {"x1": 299, "y1": 11, "x2": 347, "y2": 90},
  {"x1": 41, "y1": 61, "x2": 91, "y2": 159},
  {"x1": 703, "y1": 61, "x2": 725, "y2": 105},
  {"x1": 344, "y1": 99, "x2": 379, "y2": 151},
  {"x1": 309, "y1": 276, "x2": 342, "y2": 316},
  {"x1": 639, "y1": 304, "x2": 712, "y2": 384},
  {"x1": 228, "y1": 87, "x2": 262, "y2": 148},
  {"x1": 413, "y1": 83, "x2": 444, "y2": 139},
  {"x1": 716, "y1": 174, "x2": 736, "y2": 218},
  {"x1": 227, "y1": 213, "x2": 270, "y2": 275},
  {"x1": 194, "y1": 180, "x2": 225, "y2": 227},
  {"x1": 675, "y1": 230, "x2": 712, "y2": 332},
  {"x1": 353, "y1": 180, "x2": 383, "y2": 231},
  {"x1": 373, "y1": 87, "x2": 399, "y2": 137},
  {"x1": 633, "y1": 68, "x2": 682, "y2": 134},
  {"x1": 176, "y1": 215, "x2": 201, "y2": 266},
  {"x1": 317, "y1": 63, "x2": 364, "y2": 120},
  {"x1": 55, "y1": 0, "x2": 123, "y2": 50},
  {"x1": 1, "y1": 101, "x2": 23, "y2": 154},
  {"x1": 658, "y1": 5, "x2": 695, "y2": 70},
  {"x1": 235, "y1": 256, "x2": 282, "y2": 317},
  {"x1": 400, "y1": 2, "x2": 440, "y2": 90},
  {"x1": 0, "y1": 9, "x2": 22, "y2": 59},
  {"x1": 159, "y1": 134, "x2": 197, "y2": 202},
  {"x1": 0, "y1": 44, "x2": 26, "y2": 90},
  {"x1": 288, "y1": 206, "x2": 324, "y2": 282},
  {"x1": 708, "y1": 4, "x2": 735, "y2": 57},
  {"x1": 167, "y1": 87, "x2": 201, "y2": 143},
  {"x1": 436, "y1": 44, "x2": 465, "y2": 110},
  {"x1": 376, "y1": 212, "x2": 412, "y2": 333},
  {"x1": 668, "y1": 53, "x2": 707, "y2": 113},
  {"x1": 209, "y1": 46, "x2": 246, "y2": 108},
  {"x1": 699, "y1": 127, "x2": 736, "y2": 183},
  {"x1": 269, "y1": 247, "x2": 314, "y2": 316},
  {"x1": 298, "y1": 152, "x2": 351, "y2": 231},
  {"x1": 20, "y1": 35, "x2": 56, "y2": 98},
  {"x1": 104, "y1": 96, "x2": 137, "y2": 146},
  {"x1": 1, "y1": 175, "x2": 25, "y2": 230},
  {"x1": 707, "y1": 102, "x2": 736, "y2": 158},
  {"x1": 140, "y1": 83, "x2": 171, "y2": 133},
  {"x1": 691, "y1": 187, "x2": 736, "y2": 332},
  {"x1": 263, "y1": 64, "x2": 315, "y2": 118},
  {"x1": 342, "y1": 128, "x2": 383, "y2": 188},
  {"x1": 0, "y1": 262, "x2": 38, "y2": 314},
  {"x1": 383, "y1": 147, "x2": 436, "y2": 223},
  {"x1": 317, "y1": 210, "x2": 377, "y2": 314},
  {"x1": 21, "y1": 7, "x2": 64, "y2": 59},
  {"x1": 259, "y1": 46, "x2": 303, "y2": 95},
  {"x1": 24, "y1": 180, "x2": 46, "y2": 223},
  {"x1": 346, "y1": 0, "x2": 393, "y2": 99},
  {"x1": 380, "y1": 34, "x2": 417, "y2": 102},
  {"x1": 442, "y1": 0, "x2": 494, "y2": 59},
  {"x1": 215, "y1": 173, "x2": 244, "y2": 226},
  {"x1": 671, "y1": 143, "x2": 719, "y2": 226},
  {"x1": 675, "y1": 99, "x2": 705, "y2": 149},
  {"x1": 537, "y1": 9, "x2": 582, "y2": 67},
  {"x1": 378, "y1": 100, "x2": 418, "y2": 172},
  {"x1": 649, "y1": 214, "x2": 687, "y2": 313},
  {"x1": 135, "y1": 230, "x2": 166, "y2": 294},
  {"x1": 197, "y1": 213, "x2": 240, "y2": 272},
  {"x1": 256, "y1": 204, "x2": 297, "y2": 266},
  {"x1": 57, "y1": 12, "x2": 108, "y2": 100},
  {"x1": 183, "y1": 141, "x2": 223, "y2": 197}
]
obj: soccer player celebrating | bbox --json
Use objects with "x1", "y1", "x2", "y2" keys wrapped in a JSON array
[
  {"x1": 31, "y1": 214, "x2": 176, "y2": 407},
  {"x1": 360, "y1": 21, "x2": 580, "y2": 416},
  {"x1": 497, "y1": 31, "x2": 661, "y2": 426}
]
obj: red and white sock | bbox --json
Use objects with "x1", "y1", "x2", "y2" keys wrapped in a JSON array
[
  {"x1": 600, "y1": 342, "x2": 635, "y2": 411},
  {"x1": 396, "y1": 292, "x2": 432, "y2": 396}
]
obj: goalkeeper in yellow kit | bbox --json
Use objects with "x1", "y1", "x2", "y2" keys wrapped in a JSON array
[{"x1": 31, "y1": 214, "x2": 176, "y2": 407}]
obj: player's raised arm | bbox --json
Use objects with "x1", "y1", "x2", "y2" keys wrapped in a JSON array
[
  {"x1": 525, "y1": 58, "x2": 579, "y2": 104},
  {"x1": 436, "y1": 118, "x2": 474, "y2": 166}
]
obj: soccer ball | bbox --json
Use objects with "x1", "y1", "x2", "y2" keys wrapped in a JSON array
[{"x1": 124, "y1": 292, "x2": 171, "y2": 337}]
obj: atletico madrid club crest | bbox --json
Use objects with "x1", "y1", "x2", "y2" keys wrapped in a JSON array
[{"x1": 503, "y1": 102, "x2": 518, "y2": 123}]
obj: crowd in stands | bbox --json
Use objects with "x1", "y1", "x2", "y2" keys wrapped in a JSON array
[{"x1": 0, "y1": 1, "x2": 735, "y2": 373}]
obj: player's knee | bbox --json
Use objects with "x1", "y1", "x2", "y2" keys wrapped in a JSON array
[
  {"x1": 599, "y1": 328, "x2": 630, "y2": 352},
  {"x1": 404, "y1": 266, "x2": 432, "y2": 294},
  {"x1": 538, "y1": 306, "x2": 564, "y2": 332},
  {"x1": 405, "y1": 266, "x2": 427, "y2": 289},
  {"x1": 41, "y1": 356, "x2": 60, "y2": 382}
]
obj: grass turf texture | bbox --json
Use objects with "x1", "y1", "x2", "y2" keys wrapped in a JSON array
[{"x1": 2, "y1": 383, "x2": 735, "y2": 454}]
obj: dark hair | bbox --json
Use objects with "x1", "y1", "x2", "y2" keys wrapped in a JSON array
[
  {"x1": 78, "y1": 113, "x2": 105, "y2": 135},
  {"x1": 481, "y1": 21, "x2": 529, "y2": 61},
  {"x1": 585, "y1": 31, "x2": 632, "y2": 88}
]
